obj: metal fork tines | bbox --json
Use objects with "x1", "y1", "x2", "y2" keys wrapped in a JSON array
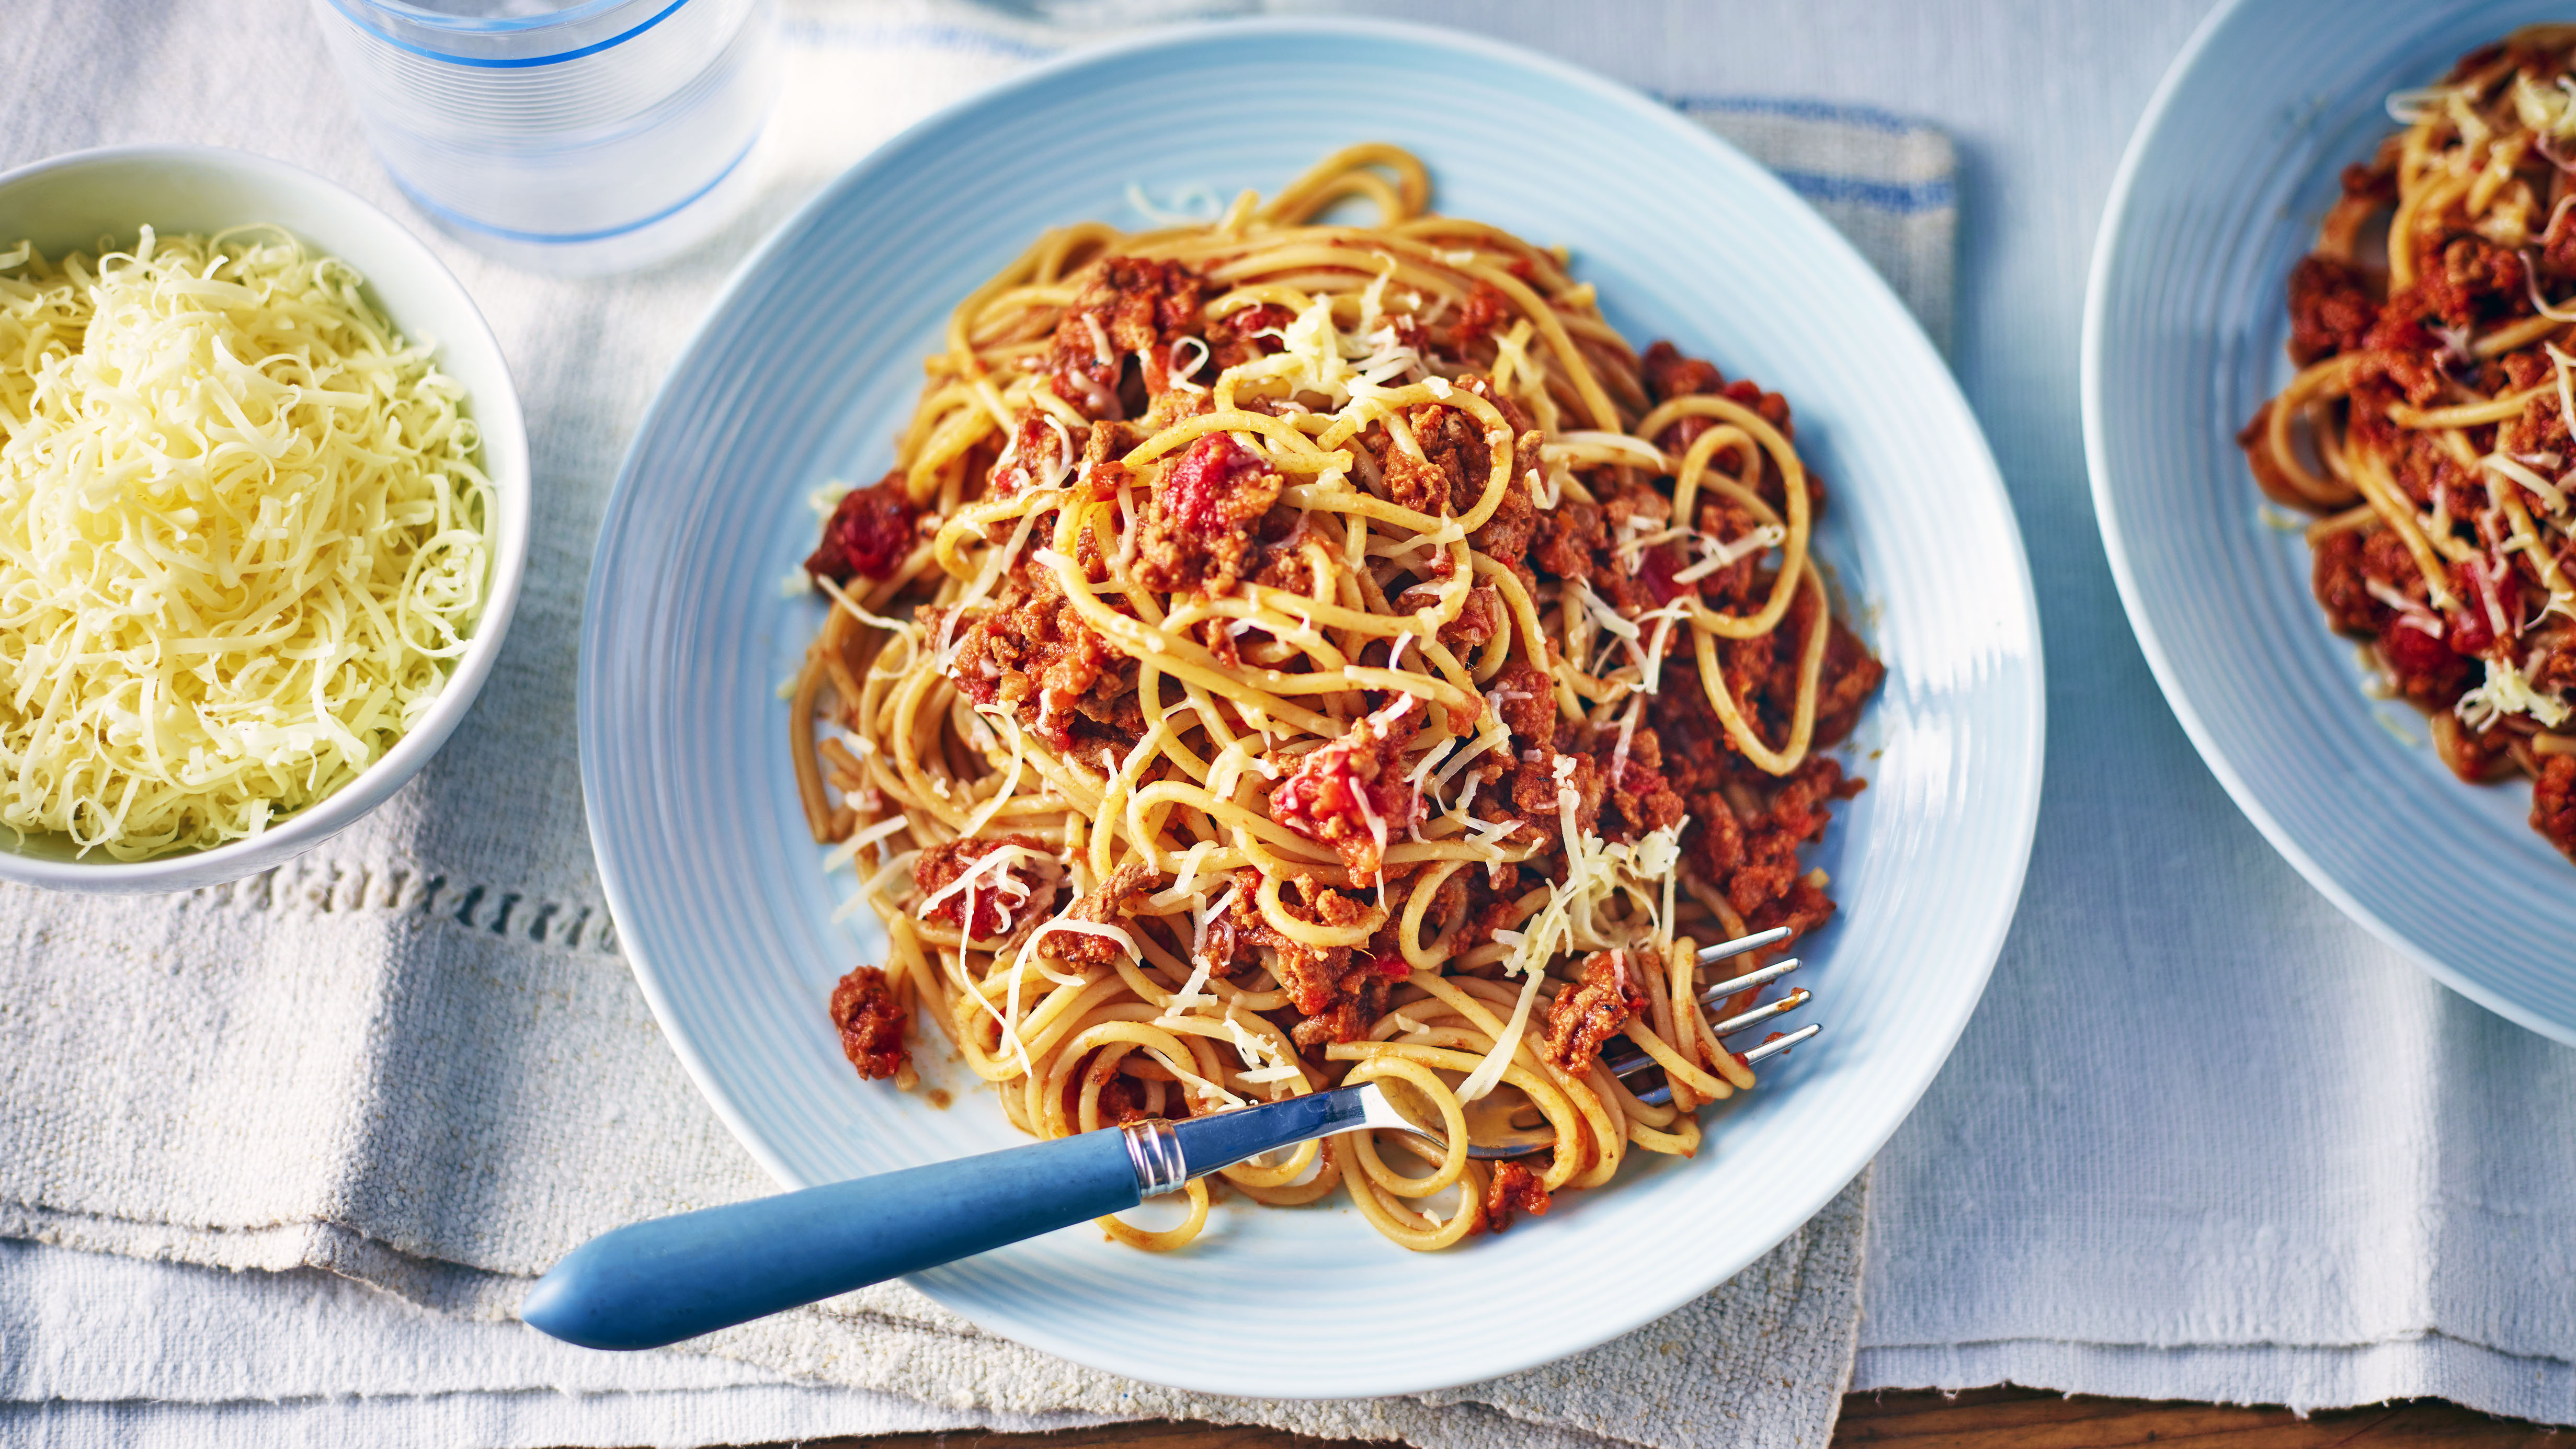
[
  {"x1": 1609, "y1": 943, "x2": 1816, "y2": 1110},
  {"x1": 1452, "y1": 926, "x2": 1821, "y2": 1158},
  {"x1": 1700, "y1": 924, "x2": 1791, "y2": 965}
]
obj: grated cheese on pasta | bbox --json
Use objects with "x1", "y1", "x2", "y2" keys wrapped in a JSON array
[{"x1": 0, "y1": 226, "x2": 493, "y2": 860}]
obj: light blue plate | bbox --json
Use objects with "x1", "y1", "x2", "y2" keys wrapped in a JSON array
[
  {"x1": 582, "y1": 18, "x2": 2042, "y2": 1396},
  {"x1": 2088, "y1": 0, "x2": 2576, "y2": 1044}
]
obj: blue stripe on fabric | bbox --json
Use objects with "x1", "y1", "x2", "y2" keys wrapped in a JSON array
[
  {"x1": 1661, "y1": 92, "x2": 1930, "y2": 136},
  {"x1": 321, "y1": 0, "x2": 692, "y2": 69},
  {"x1": 1656, "y1": 93, "x2": 1954, "y2": 213},
  {"x1": 777, "y1": 18, "x2": 1057, "y2": 61},
  {"x1": 1771, "y1": 168, "x2": 1956, "y2": 215}
]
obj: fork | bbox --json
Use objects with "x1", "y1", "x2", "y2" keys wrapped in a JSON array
[
  {"x1": 522, "y1": 925, "x2": 1818, "y2": 1352},
  {"x1": 1463, "y1": 927, "x2": 1817, "y2": 1157}
]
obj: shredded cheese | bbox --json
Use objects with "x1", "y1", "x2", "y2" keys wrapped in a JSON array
[
  {"x1": 916, "y1": 841, "x2": 1050, "y2": 933},
  {"x1": 2482, "y1": 451, "x2": 2568, "y2": 514},
  {"x1": 2364, "y1": 578, "x2": 2445, "y2": 636},
  {"x1": 1609, "y1": 694, "x2": 1644, "y2": 784},
  {"x1": 1455, "y1": 967, "x2": 1545, "y2": 1102},
  {"x1": 1175, "y1": 879, "x2": 1245, "y2": 1011},
  {"x1": 0, "y1": 227, "x2": 493, "y2": 859},
  {"x1": 1452, "y1": 792, "x2": 1690, "y2": 1101},
  {"x1": 1217, "y1": 1006, "x2": 1303, "y2": 1089},
  {"x1": 1671, "y1": 522, "x2": 1787, "y2": 583},
  {"x1": 2459, "y1": 654, "x2": 2572, "y2": 731},
  {"x1": 823, "y1": 814, "x2": 910, "y2": 873},
  {"x1": 1148, "y1": 839, "x2": 1217, "y2": 907}
]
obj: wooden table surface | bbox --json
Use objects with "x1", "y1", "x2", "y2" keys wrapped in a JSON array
[{"x1": 761, "y1": 1389, "x2": 2564, "y2": 1449}]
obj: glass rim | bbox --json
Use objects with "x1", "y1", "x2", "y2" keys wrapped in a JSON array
[{"x1": 316, "y1": 0, "x2": 698, "y2": 67}]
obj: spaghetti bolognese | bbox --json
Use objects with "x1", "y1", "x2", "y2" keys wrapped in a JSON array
[
  {"x1": 790, "y1": 144, "x2": 1880, "y2": 1250},
  {"x1": 2244, "y1": 27, "x2": 2576, "y2": 859}
]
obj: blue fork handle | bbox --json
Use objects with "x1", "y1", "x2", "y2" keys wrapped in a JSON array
[
  {"x1": 520, "y1": 1089, "x2": 1373, "y2": 1351},
  {"x1": 520, "y1": 1127, "x2": 1142, "y2": 1350}
]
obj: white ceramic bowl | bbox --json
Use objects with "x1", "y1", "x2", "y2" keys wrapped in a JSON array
[{"x1": 0, "y1": 145, "x2": 529, "y2": 894}]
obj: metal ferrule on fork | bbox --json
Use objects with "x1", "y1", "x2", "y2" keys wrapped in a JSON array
[{"x1": 1120, "y1": 1120, "x2": 1190, "y2": 1198}]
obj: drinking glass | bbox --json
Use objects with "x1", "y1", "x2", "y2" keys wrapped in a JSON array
[{"x1": 308, "y1": 0, "x2": 779, "y2": 275}]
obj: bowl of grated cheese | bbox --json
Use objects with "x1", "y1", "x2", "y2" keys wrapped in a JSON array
[{"x1": 0, "y1": 145, "x2": 528, "y2": 892}]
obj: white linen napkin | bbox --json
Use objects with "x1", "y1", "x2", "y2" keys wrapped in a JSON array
[{"x1": 0, "y1": 2, "x2": 1957, "y2": 1445}]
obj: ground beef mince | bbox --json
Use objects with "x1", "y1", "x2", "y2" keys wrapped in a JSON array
[
  {"x1": 911, "y1": 833, "x2": 1054, "y2": 939},
  {"x1": 943, "y1": 563, "x2": 1132, "y2": 754},
  {"x1": 1639, "y1": 338, "x2": 1794, "y2": 458},
  {"x1": 1194, "y1": 870, "x2": 1394, "y2": 1052},
  {"x1": 2285, "y1": 255, "x2": 2380, "y2": 366},
  {"x1": 2536, "y1": 756, "x2": 2576, "y2": 859},
  {"x1": 1133, "y1": 430, "x2": 1283, "y2": 597},
  {"x1": 1482, "y1": 1160, "x2": 1552, "y2": 1233},
  {"x1": 1381, "y1": 384, "x2": 1541, "y2": 532},
  {"x1": 1205, "y1": 301, "x2": 1295, "y2": 370},
  {"x1": 1269, "y1": 698, "x2": 1425, "y2": 878},
  {"x1": 1543, "y1": 949, "x2": 1650, "y2": 1075},
  {"x1": 1047, "y1": 256, "x2": 1207, "y2": 420},
  {"x1": 1041, "y1": 862, "x2": 1162, "y2": 969},
  {"x1": 827, "y1": 965, "x2": 909, "y2": 1080}
]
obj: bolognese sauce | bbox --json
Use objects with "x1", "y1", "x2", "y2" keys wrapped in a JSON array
[{"x1": 787, "y1": 145, "x2": 1879, "y2": 1252}]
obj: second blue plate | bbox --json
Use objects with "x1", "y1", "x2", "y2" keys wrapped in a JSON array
[{"x1": 2089, "y1": 0, "x2": 2576, "y2": 1043}]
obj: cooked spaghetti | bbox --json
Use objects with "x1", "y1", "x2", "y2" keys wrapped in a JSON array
[
  {"x1": 792, "y1": 145, "x2": 1882, "y2": 1251},
  {"x1": 2243, "y1": 29, "x2": 2576, "y2": 860}
]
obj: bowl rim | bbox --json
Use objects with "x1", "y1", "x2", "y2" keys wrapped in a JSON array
[
  {"x1": 582, "y1": 13, "x2": 2048, "y2": 1397},
  {"x1": 2080, "y1": 0, "x2": 2576, "y2": 1046},
  {"x1": 0, "y1": 142, "x2": 532, "y2": 892}
]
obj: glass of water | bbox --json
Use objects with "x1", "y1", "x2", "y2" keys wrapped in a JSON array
[{"x1": 308, "y1": 0, "x2": 779, "y2": 276}]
